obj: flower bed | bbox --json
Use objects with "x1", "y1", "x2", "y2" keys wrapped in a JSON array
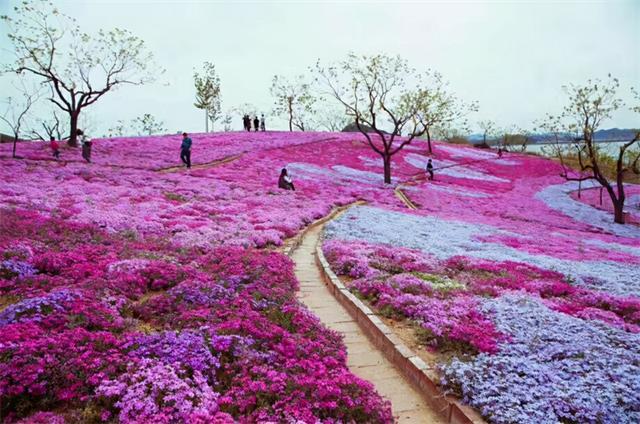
[
  {"x1": 2, "y1": 130, "x2": 638, "y2": 422},
  {"x1": 0, "y1": 209, "x2": 392, "y2": 423},
  {"x1": 323, "y1": 204, "x2": 640, "y2": 422}
]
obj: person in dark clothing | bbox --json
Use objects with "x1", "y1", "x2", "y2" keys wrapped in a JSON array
[
  {"x1": 50, "y1": 136, "x2": 60, "y2": 159},
  {"x1": 260, "y1": 114, "x2": 266, "y2": 131},
  {"x1": 180, "y1": 132, "x2": 192, "y2": 168},
  {"x1": 78, "y1": 129, "x2": 92, "y2": 163},
  {"x1": 426, "y1": 159, "x2": 434, "y2": 181},
  {"x1": 244, "y1": 114, "x2": 251, "y2": 131},
  {"x1": 253, "y1": 116, "x2": 259, "y2": 132},
  {"x1": 497, "y1": 147, "x2": 503, "y2": 158},
  {"x1": 278, "y1": 168, "x2": 295, "y2": 191}
]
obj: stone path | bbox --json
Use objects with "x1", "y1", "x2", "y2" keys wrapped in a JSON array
[{"x1": 292, "y1": 223, "x2": 444, "y2": 423}]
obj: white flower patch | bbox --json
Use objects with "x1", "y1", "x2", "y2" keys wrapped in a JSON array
[
  {"x1": 437, "y1": 144, "x2": 495, "y2": 159},
  {"x1": 437, "y1": 144, "x2": 519, "y2": 165},
  {"x1": 358, "y1": 156, "x2": 397, "y2": 169},
  {"x1": 404, "y1": 153, "x2": 510, "y2": 183},
  {"x1": 403, "y1": 142, "x2": 430, "y2": 151},
  {"x1": 332, "y1": 165, "x2": 396, "y2": 185},
  {"x1": 583, "y1": 239, "x2": 640, "y2": 258},
  {"x1": 402, "y1": 184, "x2": 490, "y2": 198},
  {"x1": 325, "y1": 205, "x2": 640, "y2": 297},
  {"x1": 536, "y1": 181, "x2": 640, "y2": 239},
  {"x1": 404, "y1": 153, "x2": 455, "y2": 170},
  {"x1": 286, "y1": 163, "x2": 394, "y2": 186}
]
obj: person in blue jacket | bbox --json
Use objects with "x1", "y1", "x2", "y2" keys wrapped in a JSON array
[{"x1": 180, "y1": 132, "x2": 192, "y2": 168}]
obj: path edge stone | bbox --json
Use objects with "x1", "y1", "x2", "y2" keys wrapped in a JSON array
[{"x1": 315, "y1": 239, "x2": 486, "y2": 424}]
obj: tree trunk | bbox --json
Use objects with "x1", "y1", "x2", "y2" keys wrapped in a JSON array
[
  {"x1": 426, "y1": 127, "x2": 432, "y2": 154},
  {"x1": 205, "y1": 109, "x2": 209, "y2": 133},
  {"x1": 383, "y1": 154, "x2": 392, "y2": 184},
  {"x1": 12, "y1": 136, "x2": 18, "y2": 159},
  {"x1": 288, "y1": 100, "x2": 293, "y2": 132},
  {"x1": 613, "y1": 201, "x2": 625, "y2": 224},
  {"x1": 68, "y1": 111, "x2": 79, "y2": 147}
]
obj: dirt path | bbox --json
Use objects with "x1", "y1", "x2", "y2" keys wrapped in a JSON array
[
  {"x1": 291, "y1": 222, "x2": 445, "y2": 423},
  {"x1": 395, "y1": 187, "x2": 418, "y2": 210},
  {"x1": 157, "y1": 154, "x2": 242, "y2": 173}
]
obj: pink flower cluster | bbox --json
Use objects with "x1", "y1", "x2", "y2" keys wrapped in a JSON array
[{"x1": 0, "y1": 210, "x2": 392, "y2": 422}]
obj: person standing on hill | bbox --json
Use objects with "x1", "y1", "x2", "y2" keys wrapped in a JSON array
[
  {"x1": 49, "y1": 136, "x2": 60, "y2": 159},
  {"x1": 78, "y1": 129, "x2": 92, "y2": 163},
  {"x1": 260, "y1": 114, "x2": 266, "y2": 132},
  {"x1": 253, "y1": 116, "x2": 259, "y2": 132},
  {"x1": 180, "y1": 132, "x2": 192, "y2": 169},
  {"x1": 426, "y1": 159, "x2": 434, "y2": 181}
]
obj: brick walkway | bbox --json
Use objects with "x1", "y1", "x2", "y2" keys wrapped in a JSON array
[{"x1": 292, "y1": 224, "x2": 445, "y2": 423}]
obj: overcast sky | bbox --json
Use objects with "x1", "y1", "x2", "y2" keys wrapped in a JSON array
[{"x1": 1, "y1": 0, "x2": 638, "y2": 135}]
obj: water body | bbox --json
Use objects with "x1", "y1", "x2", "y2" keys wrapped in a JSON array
[{"x1": 524, "y1": 141, "x2": 631, "y2": 157}]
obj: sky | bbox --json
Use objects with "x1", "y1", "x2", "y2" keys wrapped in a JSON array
[{"x1": 0, "y1": 0, "x2": 639, "y2": 136}]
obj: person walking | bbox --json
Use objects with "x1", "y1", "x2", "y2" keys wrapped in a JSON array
[
  {"x1": 78, "y1": 129, "x2": 92, "y2": 163},
  {"x1": 244, "y1": 115, "x2": 251, "y2": 132},
  {"x1": 278, "y1": 168, "x2": 295, "y2": 191},
  {"x1": 49, "y1": 136, "x2": 60, "y2": 159},
  {"x1": 260, "y1": 114, "x2": 266, "y2": 132},
  {"x1": 426, "y1": 159, "x2": 434, "y2": 181},
  {"x1": 253, "y1": 116, "x2": 259, "y2": 132},
  {"x1": 180, "y1": 132, "x2": 192, "y2": 169}
]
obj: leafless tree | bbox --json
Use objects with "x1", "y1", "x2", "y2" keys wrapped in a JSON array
[
  {"x1": 2, "y1": 1, "x2": 162, "y2": 146},
  {"x1": 413, "y1": 71, "x2": 478, "y2": 153},
  {"x1": 0, "y1": 82, "x2": 41, "y2": 158},
  {"x1": 537, "y1": 76, "x2": 639, "y2": 224},
  {"x1": 30, "y1": 110, "x2": 66, "y2": 141},
  {"x1": 270, "y1": 74, "x2": 316, "y2": 132},
  {"x1": 478, "y1": 120, "x2": 497, "y2": 146},
  {"x1": 315, "y1": 53, "x2": 439, "y2": 183}
]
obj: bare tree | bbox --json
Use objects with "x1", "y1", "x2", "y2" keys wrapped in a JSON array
[
  {"x1": 194, "y1": 62, "x2": 222, "y2": 132},
  {"x1": 537, "y1": 76, "x2": 639, "y2": 224},
  {"x1": 132, "y1": 113, "x2": 166, "y2": 136},
  {"x1": 30, "y1": 109, "x2": 66, "y2": 141},
  {"x1": 222, "y1": 114, "x2": 233, "y2": 132},
  {"x1": 315, "y1": 53, "x2": 436, "y2": 183},
  {"x1": 414, "y1": 71, "x2": 478, "y2": 153},
  {"x1": 316, "y1": 107, "x2": 351, "y2": 132},
  {"x1": 478, "y1": 120, "x2": 497, "y2": 146},
  {"x1": 270, "y1": 74, "x2": 315, "y2": 131},
  {"x1": 2, "y1": 1, "x2": 162, "y2": 146},
  {"x1": 0, "y1": 82, "x2": 41, "y2": 158},
  {"x1": 106, "y1": 120, "x2": 127, "y2": 137}
]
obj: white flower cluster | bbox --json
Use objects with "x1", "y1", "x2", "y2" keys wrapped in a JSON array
[
  {"x1": 536, "y1": 181, "x2": 640, "y2": 239},
  {"x1": 325, "y1": 205, "x2": 640, "y2": 297},
  {"x1": 404, "y1": 153, "x2": 510, "y2": 183}
]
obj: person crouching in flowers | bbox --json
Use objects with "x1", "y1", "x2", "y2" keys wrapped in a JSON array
[
  {"x1": 278, "y1": 168, "x2": 295, "y2": 191},
  {"x1": 78, "y1": 129, "x2": 92, "y2": 163}
]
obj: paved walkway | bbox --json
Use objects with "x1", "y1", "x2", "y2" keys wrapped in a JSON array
[{"x1": 292, "y1": 224, "x2": 444, "y2": 423}]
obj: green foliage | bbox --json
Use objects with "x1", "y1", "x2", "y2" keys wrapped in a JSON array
[
  {"x1": 411, "y1": 272, "x2": 466, "y2": 292},
  {"x1": 194, "y1": 62, "x2": 222, "y2": 131},
  {"x1": 270, "y1": 74, "x2": 316, "y2": 132}
]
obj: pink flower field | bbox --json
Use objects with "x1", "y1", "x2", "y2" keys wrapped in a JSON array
[{"x1": 1, "y1": 132, "x2": 639, "y2": 423}]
